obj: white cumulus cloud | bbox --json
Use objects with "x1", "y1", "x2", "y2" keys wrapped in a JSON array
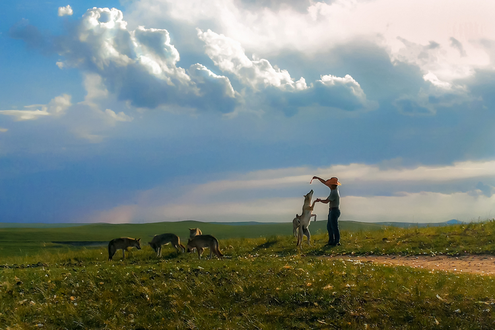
[
  {"x1": 53, "y1": 7, "x2": 238, "y2": 113},
  {"x1": 58, "y1": 5, "x2": 73, "y2": 17},
  {"x1": 198, "y1": 28, "x2": 374, "y2": 113},
  {"x1": 198, "y1": 28, "x2": 307, "y2": 92}
]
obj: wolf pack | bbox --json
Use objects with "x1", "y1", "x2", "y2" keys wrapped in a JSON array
[
  {"x1": 108, "y1": 228, "x2": 223, "y2": 261},
  {"x1": 108, "y1": 187, "x2": 322, "y2": 261}
]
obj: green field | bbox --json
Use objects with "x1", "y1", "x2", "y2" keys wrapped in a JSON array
[
  {"x1": 1, "y1": 220, "x2": 495, "y2": 329},
  {"x1": 0, "y1": 220, "x2": 382, "y2": 258}
]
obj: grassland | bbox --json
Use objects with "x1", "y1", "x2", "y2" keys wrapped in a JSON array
[
  {"x1": 0, "y1": 220, "x2": 382, "y2": 258},
  {"x1": 1, "y1": 220, "x2": 495, "y2": 329}
]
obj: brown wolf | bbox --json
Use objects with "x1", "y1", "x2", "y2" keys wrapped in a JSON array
[
  {"x1": 189, "y1": 228, "x2": 202, "y2": 238},
  {"x1": 108, "y1": 237, "x2": 141, "y2": 261},
  {"x1": 148, "y1": 233, "x2": 185, "y2": 256},
  {"x1": 187, "y1": 235, "x2": 223, "y2": 259},
  {"x1": 296, "y1": 190, "x2": 317, "y2": 247}
]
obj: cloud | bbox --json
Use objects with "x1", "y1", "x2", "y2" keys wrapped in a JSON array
[
  {"x1": 450, "y1": 37, "x2": 467, "y2": 57},
  {"x1": 198, "y1": 28, "x2": 375, "y2": 113},
  {"x1": 127, "y1": 0, "x2": 494, "y2": 78},
  {"x1": 85, "y1": 159, "x2": 495, "y2": 223},
  {"x1": 198, "y1": 29, "x2": 307, "y2": 91},
  {"x1": 59, "y1": 73, "x2": 135, "y2": 141},
  {"x1": 393, "y1": 69, "x2": 473, "y2": 115},
  {"x1": 0, "y1": 128, "x2": 8, "y2": 133},
  {"x1": 58, "y1": 5, "x2": 73, "y2": 17},
  {"x1": 345, "y1": 192, "x2": 495, "y2": 223},
  {"x1": 0, "y1": 109, "x2": 50, "y2": 121},
  {"x1": 0, "y1": 94, "x2": 72, "y2": 121},
  {"x1": 104, "y1": 109, "x2": 133, "y2": 123},
  {"x1": 122, "y1": 0, "x2": 493, "y2": 118},
  {"x1": 9, "y1": 19, "x2": 53, "y2": 54},
  {"x1": 51, "y1": 8, "x2": 238, "y2": 113},
  {"x1": 310, "y1": 74, "x2": 374, "y2": 111},
  {"x1": 475, "y1": 181, "x2": 494, "y2": 197},
  {"x1": 48, "y1": 94, "x2": 72, "y2": 115},
  {"x1": 12, "y1": 6, "x2": 378, "y2": 116}
]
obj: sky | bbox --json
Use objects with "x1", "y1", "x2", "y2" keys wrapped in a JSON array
[{"x1": 1, "y1": 0, "x2": 494, "y2": 224}]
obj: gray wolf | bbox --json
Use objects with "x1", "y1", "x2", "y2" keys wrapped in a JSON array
[
  {"x1": 293, "y1": 213, "x2": 316, "y2": 237},
  {"x1": 108, "y1": 237, "x2": 141, "y2": 261},
  {"x1": 296, "y1": 190, "x2": 317, "y2": 247},
  {"x1": 187, "y1": 234, "x2": 223, "y2": 259},
  {"x1": 189, "y1": 228, "x2": 202, "y2": 238},
  {"x1": 148, "y1": 233, "x2": 185, "y2": 256}
]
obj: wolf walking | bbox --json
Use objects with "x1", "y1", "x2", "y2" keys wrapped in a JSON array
[
  {"x1": 148, "y1": 233, "x2": 185, "y2": 257},
  {"x1": 187, "y1": 234, "x2": 223, "y2": 259},
  {"x1": 108, "y1": 237, "x2": 141, "y2": 261}
]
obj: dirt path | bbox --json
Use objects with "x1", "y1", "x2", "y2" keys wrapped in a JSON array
[{"x1": 326, "y1": 254, "x2": 495, "y2": 276}]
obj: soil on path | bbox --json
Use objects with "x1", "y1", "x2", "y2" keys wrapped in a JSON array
[{"x1": 326, "y1": 254, "x2": 495, "y2": 276}]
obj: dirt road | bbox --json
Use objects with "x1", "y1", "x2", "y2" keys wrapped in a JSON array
[{"x1": 327, "y1": 254, "x2": 495, "y2": 276}]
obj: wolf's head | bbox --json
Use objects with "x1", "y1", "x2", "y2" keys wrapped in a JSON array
[
  {"x1": 134, "y1": 238, "x2": 141, "y2": 250},
  {"x1": 304, "y1": 190, "x2": 314, "y2": 203},
  {"x1": 186, "y1": 238, "x2": 194, "y2": 253},
  {"x1": 189, "y1": 228, "x2": 201, "y2": 238}
]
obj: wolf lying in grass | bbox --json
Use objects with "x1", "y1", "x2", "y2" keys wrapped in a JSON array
[
  {"x1": 148, "y1": 233, "x2": 185, "y2": 257},
  {"x1": 108, "y1": 237, "x2": 141, "y2": 261},
  {"x1": 296, "y1": 190, "x2": 317, "y2": 247},
  {"x1": 187, "y1": 234, "x2": 223, "y2": 259}
]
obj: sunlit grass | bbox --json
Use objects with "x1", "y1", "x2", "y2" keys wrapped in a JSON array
[{"x1": 1, "y1": 220, "x2": 495, "y2": 328}]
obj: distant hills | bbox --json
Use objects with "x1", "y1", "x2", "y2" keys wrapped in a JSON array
[
  {"x1": 376, "y1": 219, "x2": 464, "y2": 228},
  {"x1": 0, "y1": 219, "x2": 466, "y2": 230}
]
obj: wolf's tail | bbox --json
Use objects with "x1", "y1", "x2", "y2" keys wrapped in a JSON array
[{"x1": 215, "y1": 240, "x2": 224, "y2": 257}]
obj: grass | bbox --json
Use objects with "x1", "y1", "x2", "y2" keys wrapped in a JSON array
[
  {"x1": 0, "y1": 220, "x2": 382, "y2": 257},
  {"x1": 1, "y1": 220, "x2": 495, "y2": 329}
]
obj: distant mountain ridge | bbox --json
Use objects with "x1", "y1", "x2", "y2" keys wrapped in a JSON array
[
  {"x1": 376, "y1": 219, "x2": 465, "y2": 228},
  {"x1": 0, "y1": 219, "x2": 466, "y2": 229}
]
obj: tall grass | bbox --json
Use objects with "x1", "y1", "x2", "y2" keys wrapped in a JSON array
[{"x1": 1, "y1": 221, "x2": 495, "y2": 329}]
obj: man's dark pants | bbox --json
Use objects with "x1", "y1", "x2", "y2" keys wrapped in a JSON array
[{"x1": 327, "y1": 208, "x2": 341, "y2": 245}]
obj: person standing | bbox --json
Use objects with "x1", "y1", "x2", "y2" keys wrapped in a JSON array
[{"x1": 311, "y1": 176, "x2": 341, "y2": 246}]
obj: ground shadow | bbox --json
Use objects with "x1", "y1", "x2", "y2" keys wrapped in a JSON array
[{"x1": 252, "y1": 240, "x2": 278, "y2": 252}]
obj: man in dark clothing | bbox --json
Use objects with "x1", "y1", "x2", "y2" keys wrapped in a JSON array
[{"x1": 311, "y1": 176, "x2": 341, "y2": 246}]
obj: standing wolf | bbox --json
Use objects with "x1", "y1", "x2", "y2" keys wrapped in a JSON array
[
  {"x1": 187, "y1": 235, "x2": 223, "y2": 259},
  {"x1": 296, "y1": 190, "x2": 317, "y2": 247},
  {"x1": 188, "y1": 228, "x2": 202, "y2": 252},
  {"x1": 189, "y1": 228, "x2": 202, "y2": 238},
  {"x1": 108, "y1": 237, "x2": 141, "y2": 261},
  {"x1": 148, "y1": 233, "x2": 185, "y2": 257},
  {"x1": 293, "y1": 213, "x2": 316, "y2": 237}
]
